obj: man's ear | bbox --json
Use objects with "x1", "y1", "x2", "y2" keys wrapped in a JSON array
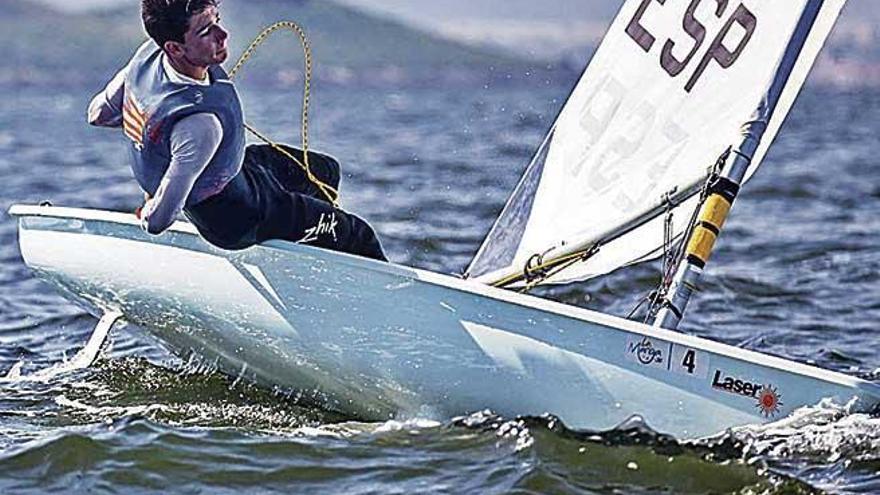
[{"x1": 163, "y1": 40, "x2": 185, "y2": 58}]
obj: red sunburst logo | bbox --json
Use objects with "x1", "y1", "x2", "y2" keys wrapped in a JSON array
[{"x1": 756, "y1": 385, "x2": 783, "y2": 417}]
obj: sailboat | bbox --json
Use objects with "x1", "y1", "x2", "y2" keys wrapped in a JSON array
[{"x1": 9, "y1": 0, "x2": 879, "y2": 439}]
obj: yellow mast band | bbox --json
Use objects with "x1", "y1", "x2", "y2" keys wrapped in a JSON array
[
  {"x1": 699, "y1": 194, "x2": 732, "y2": 231},
  {"x1": 686, "y1": 227, "x2": 717, "y2": 265}
]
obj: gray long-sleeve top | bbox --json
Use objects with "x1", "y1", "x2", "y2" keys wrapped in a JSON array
[{"x1": 88, "y1": 57, "x2": 224, "y2": 234}]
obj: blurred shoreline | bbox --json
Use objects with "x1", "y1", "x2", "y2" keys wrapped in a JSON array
[{"x1": 4, "y1": 0, "x2": 880, "y2": 90}]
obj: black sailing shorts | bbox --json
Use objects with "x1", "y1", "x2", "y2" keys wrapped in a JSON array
[{"x1": 185, "y1": 144, "x2": 387, "y2": 262}]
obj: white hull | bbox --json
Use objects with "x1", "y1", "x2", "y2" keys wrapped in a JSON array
[{"x1": 10, "y1": 205, "x2": 880, "y2": 438}]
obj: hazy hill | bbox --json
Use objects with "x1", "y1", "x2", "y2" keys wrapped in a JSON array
[
  {"x1": 5, "y1": 0, "x2": 877, "y2": 88},
  {"x1": 0, "y1": 0, "x2": 533, "y2": 87}
]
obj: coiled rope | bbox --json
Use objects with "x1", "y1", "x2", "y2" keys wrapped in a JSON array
[{"x1": 228, "y1": 21, "x2": 339, "y2": 207}]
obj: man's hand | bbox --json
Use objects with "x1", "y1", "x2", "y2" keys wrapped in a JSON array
[{"x1": 135, "y1": 193, "x2": 152, "y2": 219}]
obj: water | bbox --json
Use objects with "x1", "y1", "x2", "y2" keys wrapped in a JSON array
[{"x1": 1, "y1": 80, "x2": 879, "y2": 493}]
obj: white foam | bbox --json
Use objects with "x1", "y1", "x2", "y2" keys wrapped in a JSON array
[{"x1": 0, "y1": 312, "x2": 120, "y2": 383}]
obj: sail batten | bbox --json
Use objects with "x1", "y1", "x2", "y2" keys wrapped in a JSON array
[{"x1": 468, "y1": 0, "x2": 847, "y2": 287}]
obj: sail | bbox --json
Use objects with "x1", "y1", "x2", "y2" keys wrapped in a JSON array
[{"x1": 468, "y1": 0, "x2": 846, "y2": 286}]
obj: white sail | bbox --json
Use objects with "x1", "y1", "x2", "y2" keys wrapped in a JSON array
[{"x1": 468, "y1": 0, "x2": 846, "y2": 285}]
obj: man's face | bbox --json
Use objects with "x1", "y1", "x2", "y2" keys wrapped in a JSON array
[{"x1": 178, "y1": 6, "x2": 228, "y2": 67}]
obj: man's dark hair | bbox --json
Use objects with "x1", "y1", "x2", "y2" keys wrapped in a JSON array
[{"x1": 141, "y1": 0, "x2": 218, "y2": 46}]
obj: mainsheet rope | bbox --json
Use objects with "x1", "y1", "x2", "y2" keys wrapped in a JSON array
[{"x1": 228, "y1": 21, "x2": 340, "y2": 208}]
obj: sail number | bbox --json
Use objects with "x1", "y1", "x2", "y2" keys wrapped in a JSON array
[{"x1": 626, "y1": 0, "x2": 757, "y2": 92}]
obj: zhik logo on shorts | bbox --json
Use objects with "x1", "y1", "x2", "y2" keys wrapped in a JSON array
[{"x1": 299, "y1": 212, "x2": 339, "y2": 244}]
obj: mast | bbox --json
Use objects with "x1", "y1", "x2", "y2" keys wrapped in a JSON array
[{"x1": 652, "y1": 0, "x2": 829, "y2": 330}]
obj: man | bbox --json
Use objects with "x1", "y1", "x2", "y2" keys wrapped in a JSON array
[{"x1": 88, "y1": 0, "x2": 386, "y2": 261}]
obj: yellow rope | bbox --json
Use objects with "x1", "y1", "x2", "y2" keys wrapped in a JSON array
[{"x1": 228, "y1": 21, "x2": 340, "y2": 208}]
